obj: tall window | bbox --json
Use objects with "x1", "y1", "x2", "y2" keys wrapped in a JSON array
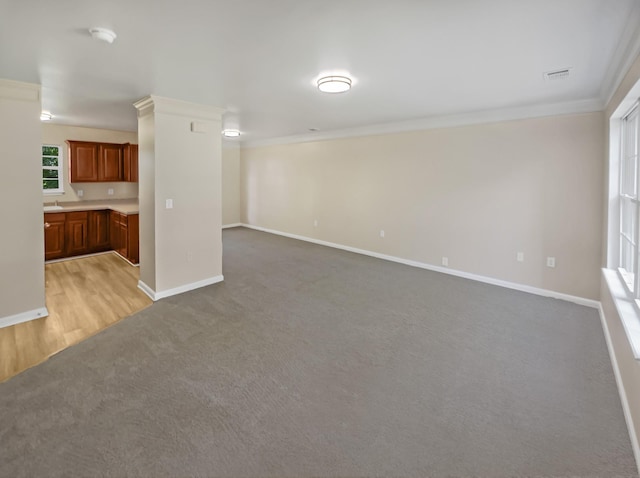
[
  {"x1": 620, "y1": 103, "x2": 640, "y2": 295},
  {"x1": 42, "y1": 144, "x2": 63, "y2": 194}
]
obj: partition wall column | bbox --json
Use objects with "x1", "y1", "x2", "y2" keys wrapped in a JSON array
[
  {"x1": 134, "y1": 96, "x2": 225, "y2": 300},
  {"x1": 0, "y1": 79, "x2": 47, "y2": 327}
]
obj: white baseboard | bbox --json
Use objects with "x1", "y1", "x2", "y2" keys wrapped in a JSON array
[
  {"x1": 239, "y1": 223, "x2": 599, "y2": 309},
  {"x1": 222, "y1": 223, "x2": 242, "y2": 229},
  {"x1": 138, "y1": 275, "x2": 224, "y2": 301},
  {"x1": 598, "y1": 304, "x2": 640, "y2": 475},
  {"x1": 137, "y1": 280, "x2": 157, "y2": 301},
  {"x1": 112, "y1": 251, "x2": 140, "y2": 267},
  {"x1": 45, "y1": 251, "x2": 112, "y2": 264},
  {"x1": 0, "y1": 307, "x2": 49, "y2": 329}
]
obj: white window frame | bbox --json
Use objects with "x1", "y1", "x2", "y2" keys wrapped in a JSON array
[
  {"x1": 606, "y1": 79, "x2": 640, "y2": 361},
  {"x1": 42, "y1": 144, "x2": 64, "y2": 195},
  {"x1": 619, "y1": 102, "x2": 640, "y2": 302}
]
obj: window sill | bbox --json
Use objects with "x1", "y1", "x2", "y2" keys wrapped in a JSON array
[
  {"x1": 43, "y1": 191, "x2": 64, "y2": 196},
  {"x1": 603, "y1": 268, "x2": 640, "y2": 360}
]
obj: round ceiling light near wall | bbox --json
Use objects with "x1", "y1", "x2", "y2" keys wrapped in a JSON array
[
  {"x1": 317, "y1": 75, "x2": 352, "y2": 93},
  {"x1": 222, "y1": 129, "x2": 241, "y2": 138},
  {"x1": 89, "y1": 27, "x2": 117, "y2": 44},
  {"x1": 40, "y1": 112, "x2": 52, "y2": 121}
]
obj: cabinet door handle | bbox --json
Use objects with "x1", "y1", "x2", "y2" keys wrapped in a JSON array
[{"x1": 44, "y1": 222, "x2": 50, "y2": 229}]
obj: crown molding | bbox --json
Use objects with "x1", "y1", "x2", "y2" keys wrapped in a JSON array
[
  {"x1": 242, "y1": 97, "x2": 603, "y2": 149},
  {"x1": 134, "y1": 95, "x2": 225, "y2": 121},
  {"x1": 133, "y1": 96, "x2": 154, "y2": 118},
  {"x1": 601, "y1": 2, "x2": 640, "y2": 109},
  {"x1": 0, "y1": 78, "x2": 40, "y2": 103}
]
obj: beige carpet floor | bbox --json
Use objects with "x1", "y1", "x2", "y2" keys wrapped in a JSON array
[{"x1": 0, "y1": 227, "x2": 637, "y2": 477}]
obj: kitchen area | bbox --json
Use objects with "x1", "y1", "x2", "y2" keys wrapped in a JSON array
[
  {"x1": 0, "y1": 123, "x2": 153, "y2": 382},
  {"x1": 42, "y1": 124, "x2": 140, "y2": 265},
  {"x1": 1, "y1": 78, "x2": 236, "y2": 382}
]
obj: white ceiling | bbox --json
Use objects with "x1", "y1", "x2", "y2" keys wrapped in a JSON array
[{"x1": 1, "y1": 0, "x2": 640, "y2": 145}]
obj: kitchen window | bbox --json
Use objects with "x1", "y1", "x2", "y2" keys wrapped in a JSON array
[{"x1": 42, "y1": 144, "x2": 63, "y2": 195}]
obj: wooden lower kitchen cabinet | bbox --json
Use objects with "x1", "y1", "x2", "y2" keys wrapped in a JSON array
[
  {"x1": 110, "y1": 210, "x2": 139, "y2": 264},
  {"x1": 127, "y1": 214, "x2": 139, "y2": 264},
  {"x1": 89, "y1": 210, "x2": 110, "y2": 252},
  {"x1": 110, "y1": 211, "x2": 126, "y2": 257},
  {"x1": 44, "y1": 213, "x2": 66, "y2": 260},
  {"x1": 65, "y1": 211, "x2": 89, "y2": 256},
  {"x1": 44, "y1": 209, "x2": 139, "y2": 264}
]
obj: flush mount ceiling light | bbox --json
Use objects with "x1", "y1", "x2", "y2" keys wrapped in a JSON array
[
  {"x1": 89, "y1": 27, "x2": 117, "y2": 44},
  {"x1": 317, "y1": 75, "x2": 352, "y2": 93},
  {"x1": 222, "y1": 129, "x2": 241, "y2": 138},
  {"x1": 40, "y1": 112, "x2": 52, "y2": 121}
]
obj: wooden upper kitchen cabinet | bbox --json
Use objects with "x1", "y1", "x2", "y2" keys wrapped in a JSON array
[
  {"x1": 123, "y1": 143, "x2": 139, "y2": 182},
  {"x1": 68, "y1": 141, "x2": 99, "y2": 182},
  {"x1": 131, "y1": 145, "x2": 139, "y2": 182},
  {"x1": 98, "y1": 143, "x2": 123, "y2": 181},
  {"x1": 68, "y1": 140, "x2": 127, "y2": 182},
  {"x1": 44, "y1": 213, "x2": 66, "y2": 261}
]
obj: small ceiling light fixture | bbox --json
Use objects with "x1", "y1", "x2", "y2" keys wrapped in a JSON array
[
  {"x1": 89, "y1": 27, "x2": 117, "y2": 44},
  {"x1": 40, "y1": 112, "x2": 52, "y2": 121},
  {"x1": 317, "y1": 75, "x2": 352, "y2": 93},
  {"x1": 222, "y1": 129, "x2": 241, "y2": 138}
]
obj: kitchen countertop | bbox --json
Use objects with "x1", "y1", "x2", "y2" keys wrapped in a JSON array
[{"x1": 43, "y1": 199, "x2": 139, "y2": 215}]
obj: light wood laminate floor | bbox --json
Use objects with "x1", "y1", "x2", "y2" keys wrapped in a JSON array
[{"x1": 0, "y1": 253, "x2": 152, "y2": 382}]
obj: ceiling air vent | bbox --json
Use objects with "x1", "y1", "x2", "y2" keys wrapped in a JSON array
[{"x1": 543, "y1": 68, "x2": 572, "y2": 81}]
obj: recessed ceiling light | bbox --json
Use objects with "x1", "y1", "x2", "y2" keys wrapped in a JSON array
[
  {"x1": 222, "y1": 129, "x2": 241, "y2": 138},
  {"x1": 40, "y1": 112, "x2": 52, "y2": 121},
  {"x1": 317, "y1": 76, "x2": 352, "y2": 93},
  {"x1": 89, "y1": 27, "x2": 117, "y2": 44}
]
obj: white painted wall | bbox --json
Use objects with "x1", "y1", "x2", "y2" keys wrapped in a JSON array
[
  {"x1": 222, "y1": 144, "x2": 241, "y2": 225},
  {"x1": 601, "y1": 51, "x2": 640, "y2": 469},
  {"x1": 41, "y1": 124, "x2": 138, "y2": 202},
  {"x1": 137, "y1": 110, "x2": 156, "y2": 291},
  {"x1": 0, "y1": 79, "x2": 47, "y2": 325},
  {"x1": 241, "y1": 112, "x2": 604, "y2": 300},
  {"x1": 135, "y1": 96, "x2": 224, "y2": 299}
]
